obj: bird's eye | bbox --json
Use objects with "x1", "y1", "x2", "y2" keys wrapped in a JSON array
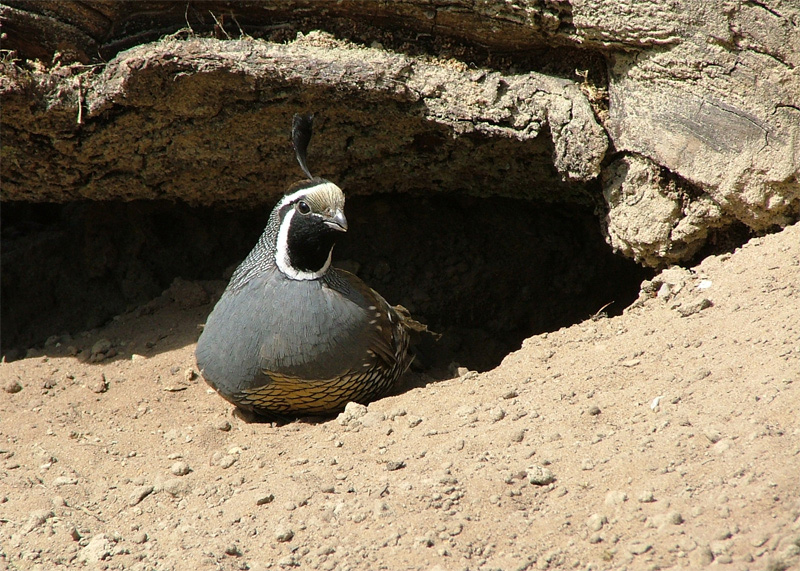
[{"x1": 296, "y1": 201, "x2": 311, "y2": 215}]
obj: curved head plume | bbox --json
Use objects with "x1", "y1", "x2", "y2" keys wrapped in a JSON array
[{"x1": 292, "y1": 113, "x2": 315, "y2": 180}]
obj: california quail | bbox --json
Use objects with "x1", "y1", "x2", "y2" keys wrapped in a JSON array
[{"x1": 195, "y1": 114, "x2": 414, "y2": 416}]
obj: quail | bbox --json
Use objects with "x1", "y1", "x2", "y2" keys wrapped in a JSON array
[{"x1": 195, "y1": 114, "x2": 415, "y2": 416}]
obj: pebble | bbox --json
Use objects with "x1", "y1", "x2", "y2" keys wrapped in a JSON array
[
  {"x1": 129, "y1": 485, "x2": 154, "y2": 506},
  {"x1": 90, "y1": 339, "x2": 112, "y2": 359},
  {"x1": 224, "y1": 543, "x2": 242, "y2": 556},
  {"x1": 691, "y1": 545, "x2": 714, "y2": 566},
  {"x1": 88, "y1": 373, "x2": 108, "y2": 394},
  {"x1": 214, "y1": 419, "x2": 232, "y2": 432},
  {"x1": 638, "y1": 490, "x2": 656, "y2": 503},
  {"x1": 162, "y1": 478, "x2": 189, "y2": 496},
  {"x1": 488, "y1": 407, "x2": 506, "y2": 422},
  {"x1": 605, "y1": 490, "x2": 628, "y2": 506},
  {"x1": 526, "y1": 465, "x2": 555, "y2": 486},
  {"x1": 2, "y1": 379, "x2": 22, "y2": 393},
  {"x1": 586, "y1": 513, "x2": 607, "y2": 532},
  {"x1": 587, "y1": 405, "x2": 601, "y2": 416},
  {"x1": 385, "y1": 460, "x2": 406, "y2": 471},
  {"x1": 510, "y1": 429, "x2": 525, "y2": 443},
  {"x1": 627, "y1": 541, "x2": 652, "y2": 555},
  {"x1": 23, "y1": 509, "x2": 54, "y2": 533},
  {"x1": 130, "y1": 531, "x2": 148, "y2": 544},
  {"x1": 581, "y1": 459, "x2": 594, "y2": 471},
  {"x1": 256, "y1": 493, "x2": 275, "y2": 505},
  {"x1": 53, "y1": 476, "x2": 78, "y2": 487},
  {"x1": 170, "y1": 461, "x2": 191, "y2": 476},
  {"x1": 337, "y1": 402, "x2": 368, "y2": 426},
  {"x1": 275, "y1": 527, "x2": 294, "y2": 542},
  {"x1": 78, "y1": 534, "x2": 113, "y2": 564},
  {"x1": 704, "y1": 427, "x2": 723, "y2": 443}
]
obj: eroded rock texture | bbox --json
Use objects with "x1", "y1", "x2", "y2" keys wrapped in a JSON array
[{"x1": 2, "y1": 0, "x2": 799, "y2": 268}]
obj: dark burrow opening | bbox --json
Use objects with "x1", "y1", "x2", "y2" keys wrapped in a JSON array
[{"x1": 1, "y1": 195, "x2": 651, "y2": 371}]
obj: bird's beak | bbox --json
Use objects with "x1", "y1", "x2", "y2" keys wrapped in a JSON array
[{"x1": 325, "y1": 209, "x2": 348, "y2": 232}]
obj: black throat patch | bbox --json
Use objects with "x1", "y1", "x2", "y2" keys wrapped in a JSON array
[{"x1": 286, "y1": 213, "x2": 339, "y2": 274}]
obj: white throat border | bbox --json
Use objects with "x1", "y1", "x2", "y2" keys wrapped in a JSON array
[{"x1": 275, "y1": 207, "x2": 333, "y2": 281}]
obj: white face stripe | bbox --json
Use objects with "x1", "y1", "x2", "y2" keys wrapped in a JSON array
[{"x1": 275, "y1": 207, "x2": 334, "y2": 281}]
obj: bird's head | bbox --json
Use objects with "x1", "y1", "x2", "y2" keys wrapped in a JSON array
[{"x1": 273, "y1": 178, "x2": 347, "y2": 280}]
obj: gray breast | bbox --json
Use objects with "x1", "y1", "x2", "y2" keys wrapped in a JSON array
[{"x1": 195, "y1": 268, "x2": 372, "y2": 395}]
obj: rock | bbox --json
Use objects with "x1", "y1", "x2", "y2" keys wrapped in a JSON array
[
  {"x1": 704, "y1": 428, "x2": 723, "y2": 444},
  {"x1": 88, "y1": 373, "x2": 108, "y2": 394},
  {"x1": 23, "y1": 509, "x2": 54, "y2": 533},
  {"x1": 214, "y1": 419, "x2": 232, "y2": 432},
  {"x1": 638, "y1": 490, "x2": 656, "y2": 503},
  {"x1": 78, "y1": 534, "x2": 113, "y2": 564},
  {"x1": 130, "y1": 531, "x2": 148, "y2": 544},
  {"x1": 275, "y1": 527, "x2": 294, "y2": 542},
  {"x1": 587, "y1": 405, "x2": 601, "y2": 416},
  {"x1": 337, "y1": 402, "x2": 368, "y2": 426},
  {"x1": 605, "y1": 490, "x2": 628, "y2": 506},
  {"x1": 53, "y1": 476, "x2": 78, "y2": 486},
  {"x1": 586, "y1": 513, "x2": 607, "y2": 532},
  {"x1": 170, "y1": 461, "x2": 191, "y2": 476},
  {"x1": 162, "y1": 477, "x2": 189, "y2": 496},
  {"x1": 128, "y1": 485, "x2": 154, "y2": 506},
  {"x1": 690, "y1": 545, "x2": 715, "y2": 567},
  {"x1": 2, "y1": 379, "x2": 22, "y2": 393},
  {"x1": 526, "y1": 465, "x2": 555, "y2": 486},
  {"x1": 627, "y1": 541, "x2": 652, "y2": 555},
  {"x1": 256, "y1": 493, "x2": 275, "y2": 506},
  {"x1": 90, "y1": 338, "x2": 112, "y2": 358}
]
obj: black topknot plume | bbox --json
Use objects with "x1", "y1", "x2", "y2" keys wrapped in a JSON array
[{"x1": 292, "y1": 113, "x2": 315, "y2": 180}]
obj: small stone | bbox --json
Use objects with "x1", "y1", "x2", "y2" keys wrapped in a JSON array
[
  {"x1": 129, "y1": 485, "x2": 154, "y2": 506},
  {"x1": 90, "y1": 339, "x2": 112, "y2": 359},
  {"x1": 53, "y1": 476, "x2": 78, "y2": 487},
  {"x1": 638, "y1": 490, "x2": 656, "y2": 503},
  {"x1": 502, "y1": 389, "x2": 518, "y2": 399},
  {"x1": 675, "y1": 297, "x2": 712, "y2": 317},
  {"x1": 488, "y1": 407, "x2": 506, "y2": 422},
  {"x1": 88, "y1": 373, "x2": 108, "y2": 394},
  {"x1": 224, "y1": 543, "x2": 242, "y2": 556},
  {"x1": 385, "y1": 460, "x2": 406, "y2": 471},
  {"x1": 605, "y1": 490, "x2": 628, "y2": 506},
  {"x1": 78, "y1": 534, "x2": 113, "y2": 564},
  {"x1": 526, "y1": 465, "x2": 555, "y2": 485},
  {"x1": 510, "y1": 429, "x2": 525, "y2": 443},
  {"x1": 170, "y1": 461, "x2": 191, "y2": 476},
  {"x1": 704, "y1": 428, "x2": 723, "y2": 444},
  {"x1": 183, "y1": 368, "x2": 197, "y2": 381},
  {"x1": 586, "y1": 513, "x2": 607, "y2": 532},
  {"x1": 23, "y1": 509, "x2": 54, "y2": 533},
  {"x1": 130, "y1": 531, "x2": 148, "y2": 544},
  {"x1": 337, "y1": 402, "x2": 368, "y2": 426},
  {"x1": 215, "y1": 419, "x2": 232, "y2": 432},
  {"x1": 131, "y1": 354, "x2": 147, "y2": 362},
  {"x1": 587, "y1": 405, "x2": 601, "y2": 416},
  {"x1": 217, "y1": 454, "x2": 237, "y2": 469},
  {"x1": 581, "y1": 458, "x2": 594, "y2": 471},
  {"x1": 667, "y1": 511, "x2": 684, "y2": 525},
  {"x1": 691, "y1": 545, "x2": 714, "y2": 566},
  {"x1": 162, "y1": 477, "x2": 189, "y2": 496},
  {"x1": 627, "y1": 541, "x2": 652, "y2": 555},
  {"x1": 275, "y1": 527, "x2": 294, "y2": 542},
  {"x1": 256, "y1": 493, "x2": 275, "y2": 505},
  {"x1": 3, "y1": 379, "x2": 22, "y2": 393}
]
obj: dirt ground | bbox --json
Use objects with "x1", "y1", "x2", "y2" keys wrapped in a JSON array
[{"x1": 1, "y1": 221, "x2": 799, "y2": 571}]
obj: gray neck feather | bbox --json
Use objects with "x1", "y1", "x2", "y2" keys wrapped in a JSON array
[{"x1": 226, "y1": 210, "x2": 281, "y2": 292}]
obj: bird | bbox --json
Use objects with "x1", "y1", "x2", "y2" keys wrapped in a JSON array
[{"x1": 195, "y1": 114, "x2": 415, "y2": 417}]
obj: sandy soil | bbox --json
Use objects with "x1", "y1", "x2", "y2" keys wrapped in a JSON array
[{"x1": 2, "y1": 222, "x2": 799, "y2": 571}]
